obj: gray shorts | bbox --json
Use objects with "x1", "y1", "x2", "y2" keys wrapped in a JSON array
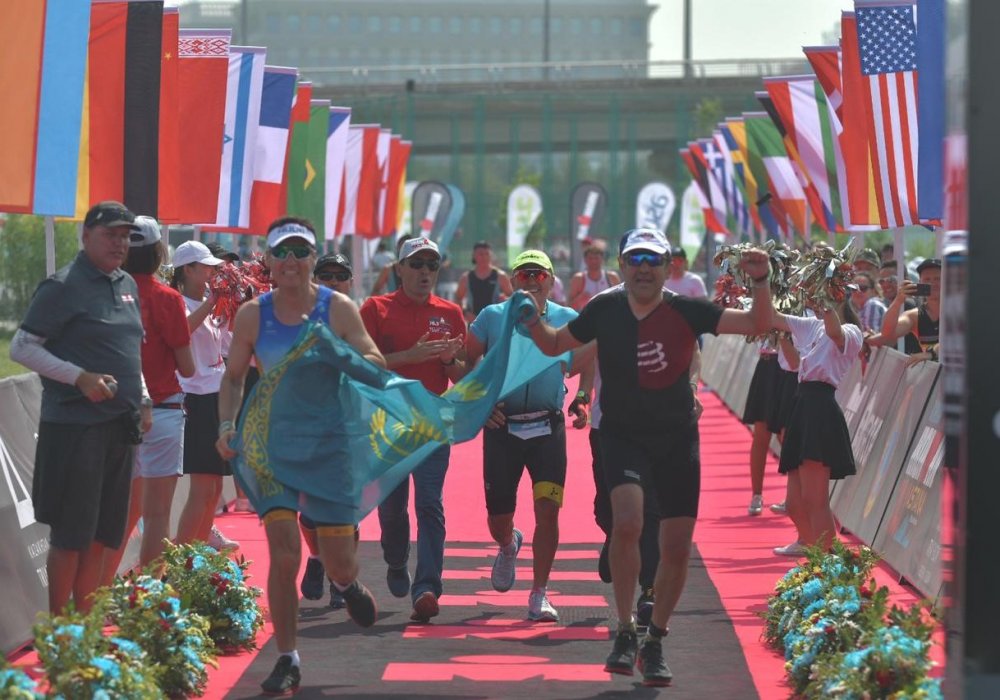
[{"x1": 133, "y1": 393, "x2": 185, "y2": 479}]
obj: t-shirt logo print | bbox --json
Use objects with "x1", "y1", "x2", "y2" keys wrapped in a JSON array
[{"x1": 637, "y1": 340, "x2": 668, "y2": 373}]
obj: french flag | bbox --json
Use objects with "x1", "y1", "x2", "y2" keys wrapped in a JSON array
[
  {"x1": 213, "y1": 46, "x2": 266, "y2": 227},
  {"x1": 245, "y1": 66, "x2": 297, "y2": 234},
  {"x1": 324, "y1": 107, "x2": 351, "y2": 241}
]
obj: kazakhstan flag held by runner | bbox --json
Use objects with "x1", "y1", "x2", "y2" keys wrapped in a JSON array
[{"x1": 231, "y1": 292, "x2": 569, "y2": 523}]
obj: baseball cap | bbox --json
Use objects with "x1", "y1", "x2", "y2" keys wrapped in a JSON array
[
  {"x1": 619, "y1": 228, "x2": 669, "y2": 256},
  {"x1": 855, "y1": 248, "x2": 881, "y2": 268},
  {"x1": 206, "y1": 242, "x2": 240, "y2": 262},
  {"x1": 671, "y1": 245, "x2": 687, "y2": 259},
  {"x1": 129, "y1": 215, "x2": 162, "y2": 247},
  {"x1": 266, "y1": 221, "x2": 316, "y2": 248},
  {"x1": 172, "y1": 241, "x2": 225, "y2": 268},
  {"x1": 915, "y1": 257, "x2": 942, "y2": 274},
  {"x1": 511, "y1": 250, "x2": 554, "y2": 273},
  {"x1": 315, "y1": 252, "x2": 352, "y2": 275},
  {"x1": 398, "y1": 237, "x2": 441, "y2": 261},
  {"x1": 84, "y1": 201, "x2": 139, "y2": 230}
]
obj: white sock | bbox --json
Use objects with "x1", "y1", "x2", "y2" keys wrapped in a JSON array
[
  {"x1": 280, "y1": 650, "x2": 301, "y2": 667},
  {"x1": 331, "y1": 579, "x2": 352, "y2": 592}
]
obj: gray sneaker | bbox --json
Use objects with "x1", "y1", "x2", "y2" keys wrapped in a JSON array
[
  {"x1": 748, "y1": 494, "x2": 764, "y2": 516},
  {"x1": 527, "y1": 589, "x2": 558, "y2": 622},
  {"x1": 491, "y1": 528, "x2": 523, "y2": 593}
]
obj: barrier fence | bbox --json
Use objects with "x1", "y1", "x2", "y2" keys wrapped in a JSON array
[
  {"x1": 701, "y1": 335, "x2": 944, "y2": 601},
  {"x1": 0, "y1": 374, "x2": 236, "y2": 655}
]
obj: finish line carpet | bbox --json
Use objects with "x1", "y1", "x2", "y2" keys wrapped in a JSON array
[{"x1": 197, "y1": 387, "x2": 932, "y2": 699}]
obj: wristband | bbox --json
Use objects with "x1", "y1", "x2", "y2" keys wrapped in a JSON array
[
  {"x1": 219, "y1": 420, "x2": 235, "y2": 436},
  {"x1": 574, "y1": 390, "x2": 590, "y2": 406},
  {"x1": 751, "y1": 274, "x2": 770, "y2": 287}
]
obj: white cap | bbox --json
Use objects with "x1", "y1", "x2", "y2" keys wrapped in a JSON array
[
  {"x1": 129, "y1": 215, "x2": 162, "y2": 248},
  {"x1": 619, "y1": 228, "x2": 670, "y2": 256},
  {"x1": 266, "y1": 222, "x2": 317, "y2": 248},
  {"x1": 398, "y1": 237, "x2": 440, "y2": 261},
  {"x1": 172, "y1": 241, "x2": 225, "y2": 268}
]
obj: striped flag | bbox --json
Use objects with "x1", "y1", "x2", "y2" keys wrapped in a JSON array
[
  {"x1": 324, "y1": 107, "x2": 351, "y2": 241},
  {"x1": 214, "y1": 46, "x2": 266, "y2": 227},
  {"x1": 744, "y1": 112, "x2": 808, "y2": 240},
  {"x1": 176, "y1": 28, "x2": 231, "y2": 224},
  {"x1": 376, "y1": 129, "x2": 393, "y2": 236},
  {"x1": 839, "y1": 12, "x2": 882, "y2": 229},
  {"x1": 0, "y1": 0, "x2": 90, "y2": 216},
  {"x1": 852, "y1": 0, "x2": 921, "y2": 228},
  {"x1": 354, "y1": 125, "x2": 382, "y2": 238},
  {"x1": 803, "y1": 46, "x2": 844, "y2": 121},
  {"x1": 720, "y1": 119, "x2": 767, "y2": 238},
  {"x1": 246, "y1": 66, "x2": 297, "y2": 234},
  {"x1": 680, "y1": 146, "x2": 728, "y2": 236},
  {"x1": 712, "y1": 129, "x2": 751, "y2": 238},
  {"x1": 337, "y1": 126, "x2": 364, "y2": 236}
]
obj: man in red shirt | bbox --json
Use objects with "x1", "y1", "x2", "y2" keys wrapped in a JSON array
[{"x1": 360, "y1": 237, "x2": 466, "y2": 622}]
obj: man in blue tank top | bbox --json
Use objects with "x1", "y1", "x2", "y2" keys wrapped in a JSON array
[{"x1": 216, "y1": 217, "x2": 386, "y2": 695}]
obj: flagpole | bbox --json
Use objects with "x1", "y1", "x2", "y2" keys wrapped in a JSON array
[
  {"x1": 893, "y1": 227, "x2": 905, "y2": 353},
  {"x1": 44, "y1": 216, "x2": 56, "y2": 276}
]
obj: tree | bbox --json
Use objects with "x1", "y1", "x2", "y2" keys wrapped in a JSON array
[
  {"x1": 0, "y1": 215, "x2": 79, "y2": 321},
  {"x1": 694, "y1": 98, "x2": 724, "y2": 136}
]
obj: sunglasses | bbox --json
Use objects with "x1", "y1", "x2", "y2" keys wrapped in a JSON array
[
  {"x1": 514, "y1": 269, "x2": 550, "y2": 282},
  {"x1": 270, "y1": 245, "x2": 313, "y2": 260},
  {"x1": 316, "y1": 270, "x2": 351, "y2": 282},
  {"x1": 405, "y1": 258, "x2": 440, "y2": 271},
  {"x1": 856, "y1": 284, "x2": 871, "y2": 292},
  {"x1": 879, "y1": 276, "x2": 897, "y2": 285},
  {"x1": 625, "y1": 252, "x2": 667, "y2": 267}
]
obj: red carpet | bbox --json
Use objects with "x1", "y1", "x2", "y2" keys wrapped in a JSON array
[{"x1": 12, "y1": 385, "x2": 939, "y2": 697}]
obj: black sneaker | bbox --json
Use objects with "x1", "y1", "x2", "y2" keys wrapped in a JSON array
[
  {"x1": 603, "y1": 629, "x2": 638, "y2": 675},
  {"x1": 598, "y1": 539, "x2": 612, "y2": 583},
  {"x1": 341, "y1": 580, "x2": 377, "y2": 627},
  {"x1": 260, "y1": 655, "x2": 301, "y2": 695},
  {"x1": 300, "y1": 557, "x2": 325, "y2": 601},
  {"x1": 637, "y1": 638, "x2": 673, "y2": 687},
  {"x1": 386, "y1": 564, "x2": 411, "y2": 598},
  {"x1": 636, "y1": 587, "x2": 654, "y2": 628},
  {"x1": 329, "y1": 579, "x2": 345, "y2": 609}
]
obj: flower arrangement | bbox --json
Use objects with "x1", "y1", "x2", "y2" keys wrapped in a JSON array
[
  {"x1": 106, "y1": 574, "x2": 216, "y2": 697},
  {"x1": 0, "y1": 660, "x2": 41, "y2": 699},
  {"x1": 160, "y1": 541, "x2": 265, "y2": 652},
  {"x1": 33, "y1": 599, "x2": 164, "y2": 699},
  {"x1": 763, "y1": 542, "x2": 941, "y2": 698}
]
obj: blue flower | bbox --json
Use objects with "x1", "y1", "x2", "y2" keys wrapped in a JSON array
[
  {"x1": 90, "y1": 656, "x2": 121, "y2": 681},
  {"x1": 110, "y1": 637, "x2": 143, "y2": 657}
]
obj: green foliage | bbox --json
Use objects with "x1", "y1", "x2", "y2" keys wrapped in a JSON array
[
  {"x1": 694, "y1": 98, "x2": 725, "y2": 136},
  {"x1": 0, "y1": 215, "x2": 79, "y2": 321}
]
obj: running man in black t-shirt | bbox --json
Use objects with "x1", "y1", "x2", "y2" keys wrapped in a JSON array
[{"x1": 522, "y1": 228, "x2": 772, "y2": 687}]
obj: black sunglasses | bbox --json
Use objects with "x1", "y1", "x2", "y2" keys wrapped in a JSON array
[
  {"x1": 316, "y1": 270, "x2": 351, "y2": 282},
  {"x1": 270, "y1": 245, "x2": 313, "y2": 259},
  {"x1": 625, "y1": 252, "x2": 667, "y2": 267},
  {"x1": 405, "y1": 258, "x2": 440, "y2": 271}
]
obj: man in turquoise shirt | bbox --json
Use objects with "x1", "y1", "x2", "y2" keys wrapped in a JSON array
[{"x1": 465, "y1": 250, "x2": 594, "y2": 622}]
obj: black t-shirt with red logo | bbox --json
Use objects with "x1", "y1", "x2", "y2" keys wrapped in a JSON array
[{"x1": 567, "y1": 288, "x2": 722, "y2": 432}]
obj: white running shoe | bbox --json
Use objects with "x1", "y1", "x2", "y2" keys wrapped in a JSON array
[
  {"x1": 491, "y1": 528, "x2": 523, "y2": 592},
  {"x1": 770, "y1": 501, "x2": 787, "y2": 515},
  {"x1": 773, "y1": 541, "x2": 806, "y2": 557},
  {"x1": 748, "y1": 494, "x2": 764, "y2": 516},
  {"x1": 527, "y1": 589, "x2": 559, "y2": 622},
  {"x1": 208, "y1": 525, "x2": 239, "y2": 552}
]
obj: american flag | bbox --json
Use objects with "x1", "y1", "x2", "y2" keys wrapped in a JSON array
[{"x1": 855, "y1": 1, "x2": 920, "y2": 228}]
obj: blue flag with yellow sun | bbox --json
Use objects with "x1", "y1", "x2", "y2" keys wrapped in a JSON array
[{"x1": 231, "y1": 292, "x2": 569, "y2": 524}]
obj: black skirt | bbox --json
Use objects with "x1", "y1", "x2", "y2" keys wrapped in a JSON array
[
  {"x1": 769, "y1": 368, "x2": 800, "y2": 433},
  {"x1": 778, "y1": 381, "x2": 856, "y2": 480},
  {"x1": 183, "y1": 392, "x2": 231, "y2": 476},
  {"x1": 742, "y1": 354, "x2": 780, "y2": 425}
]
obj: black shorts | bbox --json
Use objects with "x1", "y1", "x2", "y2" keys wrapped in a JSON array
[
  {"x1": 483, "y1": 412, "x2": 566, "y2": 515},
  {"x1": 183, "y1": 392, "x2": 230, "y2": 476},
  {"x1": 599, "y1": 417, "x2": 701, "y2": 520},
  {"x1": 779, "y1": 381, "x2": 856, "y2": 479},
  {"x1": 33, "y1": 417, "x2": 135, "y2": 550}
]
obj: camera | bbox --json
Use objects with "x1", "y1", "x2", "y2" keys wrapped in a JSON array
[{"x1": 910, "y1": 283, "x2": 932, "y2": 297}]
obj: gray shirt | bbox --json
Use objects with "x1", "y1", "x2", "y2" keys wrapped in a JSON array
[{"x1": 21, "y1": 251, "x2": 143, "y2": 424}]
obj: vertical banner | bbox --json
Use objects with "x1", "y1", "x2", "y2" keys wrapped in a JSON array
[
  {"x1": 679, "y1": 181, "x2": 705, "y2": 259},
  {"x1": 437, "y1": 184, "x2": 466, "y2": 255},
  {"x1": 569, "y1": 181, "x2": 608, "y2": 273},
  {"x1": 399, "y1": 181, "x2": 418, "y2": 239},
  {"x1": 506, "y1": 184, "x2": 543, "y2": 260},
  {"x1": 411, "y1": 181, "x2": 453, "y2": 241},
  {"x1": 635, "y1": 182, "x2": 676, "y2": 233}
]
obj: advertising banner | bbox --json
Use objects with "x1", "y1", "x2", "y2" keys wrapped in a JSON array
[
  {"x1": 411, "y1": 180, "x2": 453, "y2": 242},
  {"x1": 635, "y1": 181, "x2": 676, "y2": 234},
  {"x1": 506, "y1": 184, "x2": 543, "y2": 260}
]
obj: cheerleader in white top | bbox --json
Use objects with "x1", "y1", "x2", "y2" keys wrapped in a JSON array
[{"x1": 770, "y1": 300, "x2": 863, "y2": 555}]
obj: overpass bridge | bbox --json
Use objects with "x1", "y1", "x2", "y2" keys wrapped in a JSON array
[{"x1": 308, "y1": 58, "x2": 809, "y2": 257}]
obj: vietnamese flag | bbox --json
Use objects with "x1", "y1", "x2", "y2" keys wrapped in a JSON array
[{"x1": 175, "y1": 28, "x2": 230, "y2": 224}]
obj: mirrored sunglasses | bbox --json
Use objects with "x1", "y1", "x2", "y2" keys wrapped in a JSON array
[
  {"x1": 625, "y1": 252, "x2": 667, "y2": 267},
  {"x1": 270, "y1": 245, "x2": 313, "y2": 259},
  {"x1": 405, "y1": 258, "x2": 440, "y2": 271},
  {"x1": 514, "y1": 269, "x2": 550, "y2": 282}
]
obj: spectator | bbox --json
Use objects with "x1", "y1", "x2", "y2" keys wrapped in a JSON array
[
  {"x1": 663, "y1": 246, "x2": 708, "y2": 298},
  {"x1": 880, "y1": 242, "x2": 895, "y2": 264},
  {"x1": 313, "y1": 253, "x2": 354, "y2": 297},
  {"x1": 371, "y1": 235, "x2": 412, "y2": 296},
  {"x1": 850, "y1": 271, "x2": 887, "y2": 333},
  {"x1": 454, "y1": 241, "x2": 513, "y2": 322},
  {"x1": 566, "y1": 239, "x2": 620, "y2": 310},
  {"x1": 9, "y1": 201, "x2": 151, "y2": 613},
  {"x1": 854, "y1": 247, "x2": 881, "y2": 274},
  {"x1": 216, "y1": 217, "x2": 382, "y2": 693},
  {"x1": 101, "y1": 216, "x2": 195, "y2": 584},
  {"x1": 880, "y1": 258, "x2": 941, "y2": 358},
  {"x1": 169, "y1": 242, "x2": 237, "y2": 552},
  {"x1": 360, "y1": 237, "x2": 466, "y2": 623}
]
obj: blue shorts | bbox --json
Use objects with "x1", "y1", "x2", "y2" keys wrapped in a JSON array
[{"x1": 133, "y1": 394, "x2": 185, "y2": 479}]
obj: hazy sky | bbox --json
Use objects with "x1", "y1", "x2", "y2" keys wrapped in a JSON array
[{"x1": 648, "y1": 0, "x2": 855, "y2": 62}]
